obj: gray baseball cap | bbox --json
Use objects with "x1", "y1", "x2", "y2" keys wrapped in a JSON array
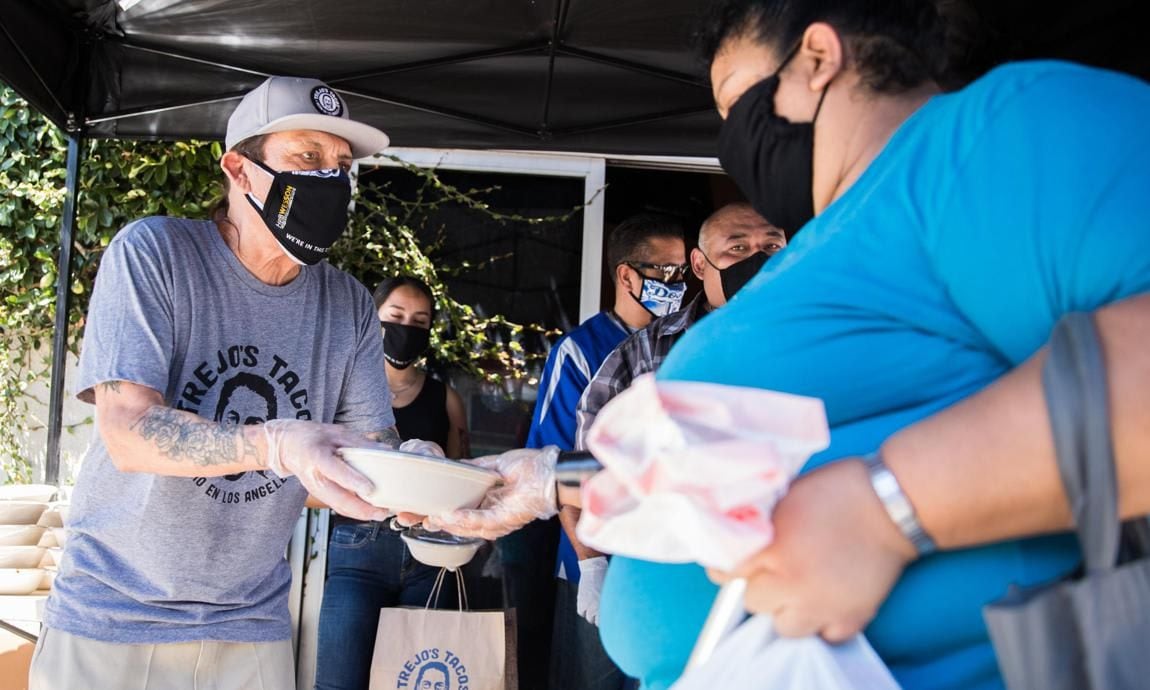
[{"x1": 225, "y1": 76, "x2": 390, "y2": 158}]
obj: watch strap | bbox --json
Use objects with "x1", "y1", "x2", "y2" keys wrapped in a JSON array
[{"x1": 863, "y1": 451, "x2": 936, "y2": 556}]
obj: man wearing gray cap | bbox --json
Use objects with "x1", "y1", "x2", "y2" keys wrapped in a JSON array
[{"x1": 30, "y1": 76, "x2": 399, "y2": 689}]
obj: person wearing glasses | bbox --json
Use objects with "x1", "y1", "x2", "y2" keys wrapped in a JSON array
[
  {"x1": 574, "y1": 203, "x2": 785, "y2": 452},
  {"x1": 558, "y1": 203, "x2": 783, "y2": 674},
  {"x1": 525, "y1": 213, "x2": 686, "y2": 690}
]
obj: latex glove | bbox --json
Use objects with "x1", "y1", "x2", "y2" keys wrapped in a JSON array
[
  {"x1": 576, "y1": 556, "x2": 608, "y2": 625},
  {"x1": 263, "y1": 419, "x2": 391, "y2": 522},
  {"x1": 423, "y1": 446, "x2": 560, "y2": 540},
  {"x1": 398, "y1": 439, "x2": 446, "y2": 458}
]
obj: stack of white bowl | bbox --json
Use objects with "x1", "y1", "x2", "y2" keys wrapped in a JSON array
[{"x1": 0, "y1": 484, "x2": 60, "y2": 596}]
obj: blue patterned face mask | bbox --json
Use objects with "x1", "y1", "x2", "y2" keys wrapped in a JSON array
[{"x1": 632, "y1": 276, "x2": 686, "y2": 318}]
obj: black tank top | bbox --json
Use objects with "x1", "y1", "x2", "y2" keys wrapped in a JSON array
[
  {"x1": 331, "y1": 377, "x2": 452, "y2": 528},
  {"x1": 393, "y1": 376, "x2": 450, "y2": 449}
]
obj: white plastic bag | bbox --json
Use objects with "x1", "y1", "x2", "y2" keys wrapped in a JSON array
[
  {"x1": 672, "y1": 615, "x2": 901, "y2": 690},
  {"x1": 578, "y1": 374, "x2": 829, "y2": 571}
]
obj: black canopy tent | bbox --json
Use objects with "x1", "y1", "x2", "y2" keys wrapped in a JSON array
[{"x1": 0, "y1": 0, "x2": 1146, "y2": 484}]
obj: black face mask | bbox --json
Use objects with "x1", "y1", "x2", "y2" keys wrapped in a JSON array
[
  {"x1": 382, "y1": 322, "x2": 430, "y2": 369},
  {"x1": 717, "y1": 46, "x2": 828, "y2": 236},
  {"x1": 703, "y1": 250, "x2": 773, "y2": 301},
  {"x1": 245, "y1": 158, "x2": 352, "y2": 265}
]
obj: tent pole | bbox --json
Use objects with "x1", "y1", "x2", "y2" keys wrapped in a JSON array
[
  {"x1": 539, "y1": 0, "x2": 568, "y2": 133},
  {"x1": 45, "y1": 130, "x2": 81, "y2": 485}
]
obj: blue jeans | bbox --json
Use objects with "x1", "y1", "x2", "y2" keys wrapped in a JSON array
[{"x1": 314, "y1": 521, "x2": 457, "y2": 690}]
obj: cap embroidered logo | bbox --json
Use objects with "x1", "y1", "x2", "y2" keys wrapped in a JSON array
[{"x1": 311, "y1": 86, "x2": 343, "y2": 116}]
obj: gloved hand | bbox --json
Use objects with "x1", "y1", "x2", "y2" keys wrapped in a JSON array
[
  {"x1": 263, "y1": 419, "x2": 391, "y2": 522},
  {"x1": 576, "y1": 556, "x2": 609, "y2": 625},
  {"x1": 398, "y1": 439, "x2": 446, "y2": 458},
  {"x1": 422, "y1": 446, "x2": 560, "y2": 540}
]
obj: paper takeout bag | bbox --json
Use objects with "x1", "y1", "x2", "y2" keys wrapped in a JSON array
[{"x1": 369, "y1": 606, "x2": 515, "y2": 690}]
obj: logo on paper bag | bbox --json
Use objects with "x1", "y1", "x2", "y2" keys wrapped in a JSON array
[{"x1": 398, "y1": 647, "x2": 470, "y2": 690}]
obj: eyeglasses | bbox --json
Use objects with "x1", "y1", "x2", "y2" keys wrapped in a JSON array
[{"x1": 623, "y1": 261, "x2": 689, "y2": 283}]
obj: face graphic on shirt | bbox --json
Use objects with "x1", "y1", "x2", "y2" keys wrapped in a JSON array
[
  {"x1": 214, "y1": 372, "x2": 278, "y2": 482},
  {"x1": 215, "y1": 372, "x2": 278, "y2": 425}
]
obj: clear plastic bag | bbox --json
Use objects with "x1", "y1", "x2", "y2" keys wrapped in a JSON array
[{"x1": 672, "y1": 615, "x2": 901, "y2": 690}]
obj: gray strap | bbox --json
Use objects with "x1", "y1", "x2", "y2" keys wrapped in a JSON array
[{"x1": 1042, "y1": 312, "x2": 1120, "y2": 573}]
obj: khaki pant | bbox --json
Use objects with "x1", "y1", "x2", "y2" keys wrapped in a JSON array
[{"x1": 29, "y1": 627, "x2": 296, "y2": 690}]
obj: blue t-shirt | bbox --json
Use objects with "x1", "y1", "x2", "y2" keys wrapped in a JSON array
[
  {"x1": 599, "y1": 61, "x2": 1150, "y2": 690},
  {"x1": 526, "y1": 310, "x2": 630, "y2": 581},
  {"x1": 48, "y1": 218, "x2": 393, "y2": 644}
]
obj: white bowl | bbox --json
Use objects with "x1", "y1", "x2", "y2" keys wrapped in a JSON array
[
  {"x1": 401, "y1": 529, "x2": 483, "y2": 570},
  {"x1": 0, "y1": 568, "x2": 44, "y2": 595},
  {"x1": 37, "y1": 503, "x2": 68, "y2": 528},
  {"x1": 0, "y1": 546, "x2": 46, "y2": 569},
  {"x1": 0, "y1": 525, "x2": 45, "y2": 546},
  {"x1": 340, "y1": 447, "x2": 500, "y2": 515},
  {"x1": 49, "y1": 527, "x2": 67, "y2": 548},
  {"x1": 0, "y1": 484, "x2": 58, "y2": 502},
  {"x1": 39, "y1": 567, "x2": 56, "y2": 590},
  {"x1": 41, "y1": 547, "x2": 63, "y2": 568},
  {"x1": 0, "y1": 501, "x2": 48, "y2": 525}
]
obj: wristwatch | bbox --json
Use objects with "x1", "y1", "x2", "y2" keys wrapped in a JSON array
[{"x1": 863, "y1": 451, "x2": 937, "y2": 556}]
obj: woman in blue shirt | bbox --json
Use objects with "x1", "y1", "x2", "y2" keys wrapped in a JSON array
[
  {"x1": 594, "y1": 1, "x2": 1150, "y2": 688},
  {"x1": 427, "y1": 2, "x2": 1150, "y2": 688}
]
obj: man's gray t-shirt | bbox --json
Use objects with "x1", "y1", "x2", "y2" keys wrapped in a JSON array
[{"x1": 45, "y1": 216, "x2": 394, "y2": 644}]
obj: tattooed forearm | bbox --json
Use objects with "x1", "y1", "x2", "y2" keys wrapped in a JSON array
[
  {"x1": 102, "y1": 381, "x2": 123, "y2": 394},
  {"x1": 370, "y1": 426, "x2": 402, "y2": 447},
  {"x1": 130, "y1": 406, "x2": 249, "y2": 467}
]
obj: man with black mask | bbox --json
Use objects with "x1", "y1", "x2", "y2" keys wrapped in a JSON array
[
  {"x1": 563, "y1": 204, "x2": 781, "y2": 682},
  {"x1": 575, "y1": 202, "x2": 785, "y2": 448},
  {"x1": 581, "y1": 1, "x2": 1150, "y2": 689},
  {"x1": 32, "y1": 77, "x2": 408, "y2": 689},
  {"x1": 525, "y1": 213, "x2": 685, "y2": 690}
]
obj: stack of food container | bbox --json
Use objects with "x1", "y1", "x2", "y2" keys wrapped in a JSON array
[{"x1": 0, "y1": 484, "x2": 62, "y2": 596}]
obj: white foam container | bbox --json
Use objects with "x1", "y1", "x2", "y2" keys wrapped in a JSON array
[
  {"x1": 0, "y1": 568, "x2": 44, "y2": 595},
  {"x1": 0, "y1": 525, "x2": 45, "y2": 547},
  {"x1": 340, "y1": 447, "x2": 500, "y2": 515},
  {"x1": 0, "y1": 502, "x2": 48, "y2": 525}
]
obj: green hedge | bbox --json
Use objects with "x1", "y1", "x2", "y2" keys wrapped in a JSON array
[{"x1": 0, "y1": 85, "x2": 554, "y2": 482}]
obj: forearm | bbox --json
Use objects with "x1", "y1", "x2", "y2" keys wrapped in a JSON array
[
  {"x1": 444, "y1": 388, "x2": 471, "y2": 459},
  {"x1": 106, "y1": 404, "x2": 269, "y2": 476},
  {"x1": 558, "y1": 505, "x2": 604, "y2": 560},
  {"x1": 366, "y1": 426, "x2": 402, "y2": 446},
  {"x1": 884, "y1": 293, "x2": 1150, "y2": 549},
  {"x1": 446, "y1": 427, "x2": 470, "y2": 459}
]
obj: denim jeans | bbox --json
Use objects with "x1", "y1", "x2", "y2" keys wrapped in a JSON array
[
  {"x1": 548, "y1": 578, "x2": 636, "y2": 690},
  {"x1": 498, "y1": 518, "x2": 560, "y2": 690},
  {"x1": 314, "y1": 520, "x2": 457, "y2": 690}
]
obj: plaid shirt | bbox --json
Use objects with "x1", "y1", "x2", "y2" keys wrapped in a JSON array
[{"x1": 574, "y1": 293, "x2": 711, "y2": 449}]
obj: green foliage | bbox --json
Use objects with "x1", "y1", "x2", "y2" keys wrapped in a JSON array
[
  {"x1": 0, "y1": 87, "x2": 563, "y2": 482},
  {"x1": 0, "y1": 86, "x2": 223, "y2": 481},
  {"x1": 334, "y1": 156, "x2": 569, "y2": 385}
]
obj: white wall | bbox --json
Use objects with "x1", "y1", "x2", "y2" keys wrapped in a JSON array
[{"x1": 2, "y1": 349, "x2": 91, "y2": 486}]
